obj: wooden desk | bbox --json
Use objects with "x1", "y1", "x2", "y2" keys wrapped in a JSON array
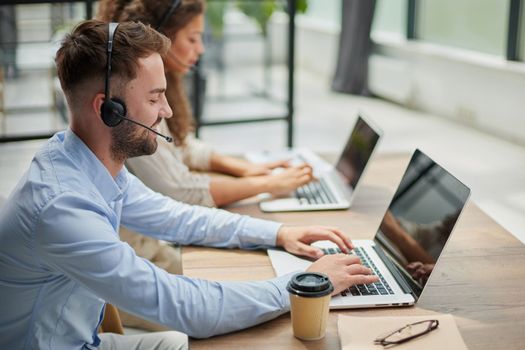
[{"x1": 183, "y1": 153, "x2": 525, "y2": 350}]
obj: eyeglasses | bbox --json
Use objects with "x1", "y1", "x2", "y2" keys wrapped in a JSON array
[{"x1": 374, "y1": 319, "x2": 439, "y2": 347}]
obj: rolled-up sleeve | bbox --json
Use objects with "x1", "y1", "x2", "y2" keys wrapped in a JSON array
[{"x1": 35, "y1": 192, "x2": 291, "y2": 338}]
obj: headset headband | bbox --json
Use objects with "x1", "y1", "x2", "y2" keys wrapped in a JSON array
[
  {"x1": 105, "y1": 22, "x2": 119, "y2": 101},
  {"x1": 156, "y1": 0, "x2": 182, "y2": 31}
]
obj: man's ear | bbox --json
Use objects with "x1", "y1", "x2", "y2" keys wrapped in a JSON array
[{"x1": 93, "y1": 93, "x2": 106, "y2": 124}]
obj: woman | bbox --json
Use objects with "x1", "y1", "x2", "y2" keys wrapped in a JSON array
[
  {"x1": 98, "y1": 0, "x2": 312, "y2": 207},
  {"x1": 96, "y1": 0, "x2": 313, "y2": 331}
]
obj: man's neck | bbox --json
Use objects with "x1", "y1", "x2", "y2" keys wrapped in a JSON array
[{"x1": 70, "y1": 123, "x2": 124, "y2": 178}]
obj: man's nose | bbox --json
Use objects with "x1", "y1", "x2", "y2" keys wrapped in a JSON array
[{"x1": 160, "y1": 99, "x2": 173, "y2": 119}]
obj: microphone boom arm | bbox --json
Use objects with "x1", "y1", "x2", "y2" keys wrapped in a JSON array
[{"x1": 118, "y1": 114, "x2": 173, "y2": 143}]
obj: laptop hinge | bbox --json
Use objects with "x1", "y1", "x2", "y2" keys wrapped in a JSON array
[{"x1": 373, "y1": 244, "x2": 419, "y2": 301}]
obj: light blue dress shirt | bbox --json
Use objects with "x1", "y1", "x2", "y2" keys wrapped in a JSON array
[{"x1": 0, "y1": 129, "x2": 292, "y2": 350}]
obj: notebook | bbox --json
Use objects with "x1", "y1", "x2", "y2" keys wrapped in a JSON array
[
  {"x1": 268, "y1": 149, "x2": 471, "y2": 309},
  {"x1": 246, "y1": 114, "x2": 382, "y2": 212}
]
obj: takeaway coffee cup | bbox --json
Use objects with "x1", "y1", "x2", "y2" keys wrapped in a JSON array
[{"x1": 287, "y1": 272, "x2": 334, "y2": 340}]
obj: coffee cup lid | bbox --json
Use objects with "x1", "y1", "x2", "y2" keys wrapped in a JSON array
[{"x1": 286, "y1": 272, "x2": 334, "y2": 298}]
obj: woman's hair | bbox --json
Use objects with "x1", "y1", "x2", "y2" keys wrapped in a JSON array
[{"x1": 97, "y1": 0, "x2": 205, "y2": 145}]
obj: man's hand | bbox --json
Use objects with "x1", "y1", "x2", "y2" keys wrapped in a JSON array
[
  {"x1": 276, "y1": 226, "x2": 353, "y2": 259},
  {"x1": 307, "y1": 254, "x2": 379, "y2": 295}
]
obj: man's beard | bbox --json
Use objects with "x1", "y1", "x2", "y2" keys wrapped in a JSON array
[{"x1": 110, "y1": 120, "x2": 158, "y2": 163}]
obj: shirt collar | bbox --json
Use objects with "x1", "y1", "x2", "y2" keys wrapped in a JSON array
[{"x1": 62, "y1": 128, "x2": 130, "y2": 203}]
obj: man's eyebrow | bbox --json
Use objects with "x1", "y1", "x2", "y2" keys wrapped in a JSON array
[{"x1": 149, "y1": 88, "x2": 166, "y2": 94}]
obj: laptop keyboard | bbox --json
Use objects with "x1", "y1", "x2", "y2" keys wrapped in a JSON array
[
  {"x1": 295, "y1": 178, "x2": 337, "y2": 205},
  {"x1": 322, "y1": 246, "x2": 394, "y2": 296}
]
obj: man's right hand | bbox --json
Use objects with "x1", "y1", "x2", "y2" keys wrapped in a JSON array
[{"x1": 306, "y1": 254, "x2": 379, "y2": 295}]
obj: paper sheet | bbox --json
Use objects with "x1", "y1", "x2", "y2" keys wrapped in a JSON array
[{"x1": 338, "y1": 314, "x2": 468, "y2": 350}]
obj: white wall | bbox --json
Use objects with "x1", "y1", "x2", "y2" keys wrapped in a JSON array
[
  {"x1": 224, "y1": 10, "x2": 525, "y2": 148},
  {"x1": 369, "y1": 34, "x2": 525, "y2": 147}
]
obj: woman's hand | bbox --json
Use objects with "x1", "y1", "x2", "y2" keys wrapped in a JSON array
[
  {"x1": 242, "y1": 159, "x2": 291, "y2": 177},
  {"x1": 265, "y1": 164, "x2": 313, "y2": 196}
]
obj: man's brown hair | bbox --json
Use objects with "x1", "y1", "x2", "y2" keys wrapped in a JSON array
[
  {"x1": 97, "y1": 0, "x2": 205, "y2": 145},
  {"x1": 55, "y1": 19, "x2": 170, "y2": 107}
]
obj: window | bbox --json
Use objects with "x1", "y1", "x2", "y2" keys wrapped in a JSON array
[
  {"x1": 372, "y1": 0, "x2": 406, "y2": 37},
  {"x1": 418, "y1": 0, "x2": 510, "y2": 56},
  {"x1": 518, "y1": 3, "x2": 525, "y2": 61}
]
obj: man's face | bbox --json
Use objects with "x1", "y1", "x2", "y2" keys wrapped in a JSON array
[{"x1": 110, "y1": 53, "x2": 172, "y2": 162}]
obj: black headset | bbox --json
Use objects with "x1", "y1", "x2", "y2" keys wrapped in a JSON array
[
  {"x1": 156, "y1": 0, "x2": 182, "y2": 31},
  {"x1": 100, "y1": 22, "x2": 126, "y2": 127}
]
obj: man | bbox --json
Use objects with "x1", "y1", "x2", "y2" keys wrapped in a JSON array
[{"x1": 0, "y1": 20, "x2": 377, "y2": 350}]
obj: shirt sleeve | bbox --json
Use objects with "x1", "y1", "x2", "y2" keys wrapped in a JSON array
[
  {"x1": 124, "y1": 140, "x2": 216, "y2": 207},
  {"x1": 120, "y1": 173, "x2": 281, "y2": 249},
  {"x1": 35, "y1": 192, "x2": 291, "y2": 338}
]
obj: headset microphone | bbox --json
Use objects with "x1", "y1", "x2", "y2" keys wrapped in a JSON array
[
  {"x1": 117, "y1": 113, "x2": 173, "y2": 143},
  {"x1": 167, "y1": 50, "x2": 197, "y2": 71}
]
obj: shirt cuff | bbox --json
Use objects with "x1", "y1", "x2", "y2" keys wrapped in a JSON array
[
  {"x1": 240, "y1": 216, "x2": 282, "y2": 248},
  {"x1": 268, "y1": 272, "x2": 300, "y2": 311}
]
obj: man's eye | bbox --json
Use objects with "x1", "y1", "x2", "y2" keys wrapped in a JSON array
[{"x1": 150, "y1": 100, "x2": 159, "y2": 104}]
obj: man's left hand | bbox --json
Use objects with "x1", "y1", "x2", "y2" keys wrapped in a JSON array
[{"x1": 276, "y1": 226, "x2": 353, "y2": 259}]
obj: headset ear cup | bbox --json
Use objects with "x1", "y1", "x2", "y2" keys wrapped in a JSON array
[
  {"x1": 101, "y1": 98, "x2": 126, "y2": 127},
  {"x1": 111, "y1": 97, "x2": 127, "y2": 119}
]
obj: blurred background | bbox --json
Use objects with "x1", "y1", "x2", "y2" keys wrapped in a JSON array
[{"x1": 1, "y1": 0, "x2": 524, "y2": 243}]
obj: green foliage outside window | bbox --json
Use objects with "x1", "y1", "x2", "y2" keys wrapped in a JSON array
[{"x1": 207, "y1": 0, "x2": 308, "y2": 39}]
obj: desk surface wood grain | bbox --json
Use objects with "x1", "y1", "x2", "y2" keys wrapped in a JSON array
[{"x1": 183, "y1": 153, "x2": 525, "y2": 350}]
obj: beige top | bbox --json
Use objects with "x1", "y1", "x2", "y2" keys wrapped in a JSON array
[{"x1": 125, "y1": 119, "x2": 215, "y2": 207}]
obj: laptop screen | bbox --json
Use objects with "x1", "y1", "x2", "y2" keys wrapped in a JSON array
[
  {"x1": 374, "y1": 149, "x2": 470, "y2": 298},
  {"x1": 336, "y1": 116, "x2": 381, "y2": 188}
]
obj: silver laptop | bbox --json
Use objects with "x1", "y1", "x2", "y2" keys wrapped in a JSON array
[
  {"x1": 268, "y1": 149, "x2": 471, "y2": 309},
  {"x1": 250, "y1": 115, "x2": 382, "y2": 212}
]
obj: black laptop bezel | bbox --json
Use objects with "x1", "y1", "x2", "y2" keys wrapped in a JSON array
[
  {"x1": 371, "y1": 149, "x2": 471, "y2": 301},
  {"x1": 334, "y1": 113, "x2": 382, "y2": 191}
]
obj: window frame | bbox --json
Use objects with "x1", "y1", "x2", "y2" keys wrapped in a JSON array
[{"x1": 401, "y1": 0, "x2": 523, "y2": 61}]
